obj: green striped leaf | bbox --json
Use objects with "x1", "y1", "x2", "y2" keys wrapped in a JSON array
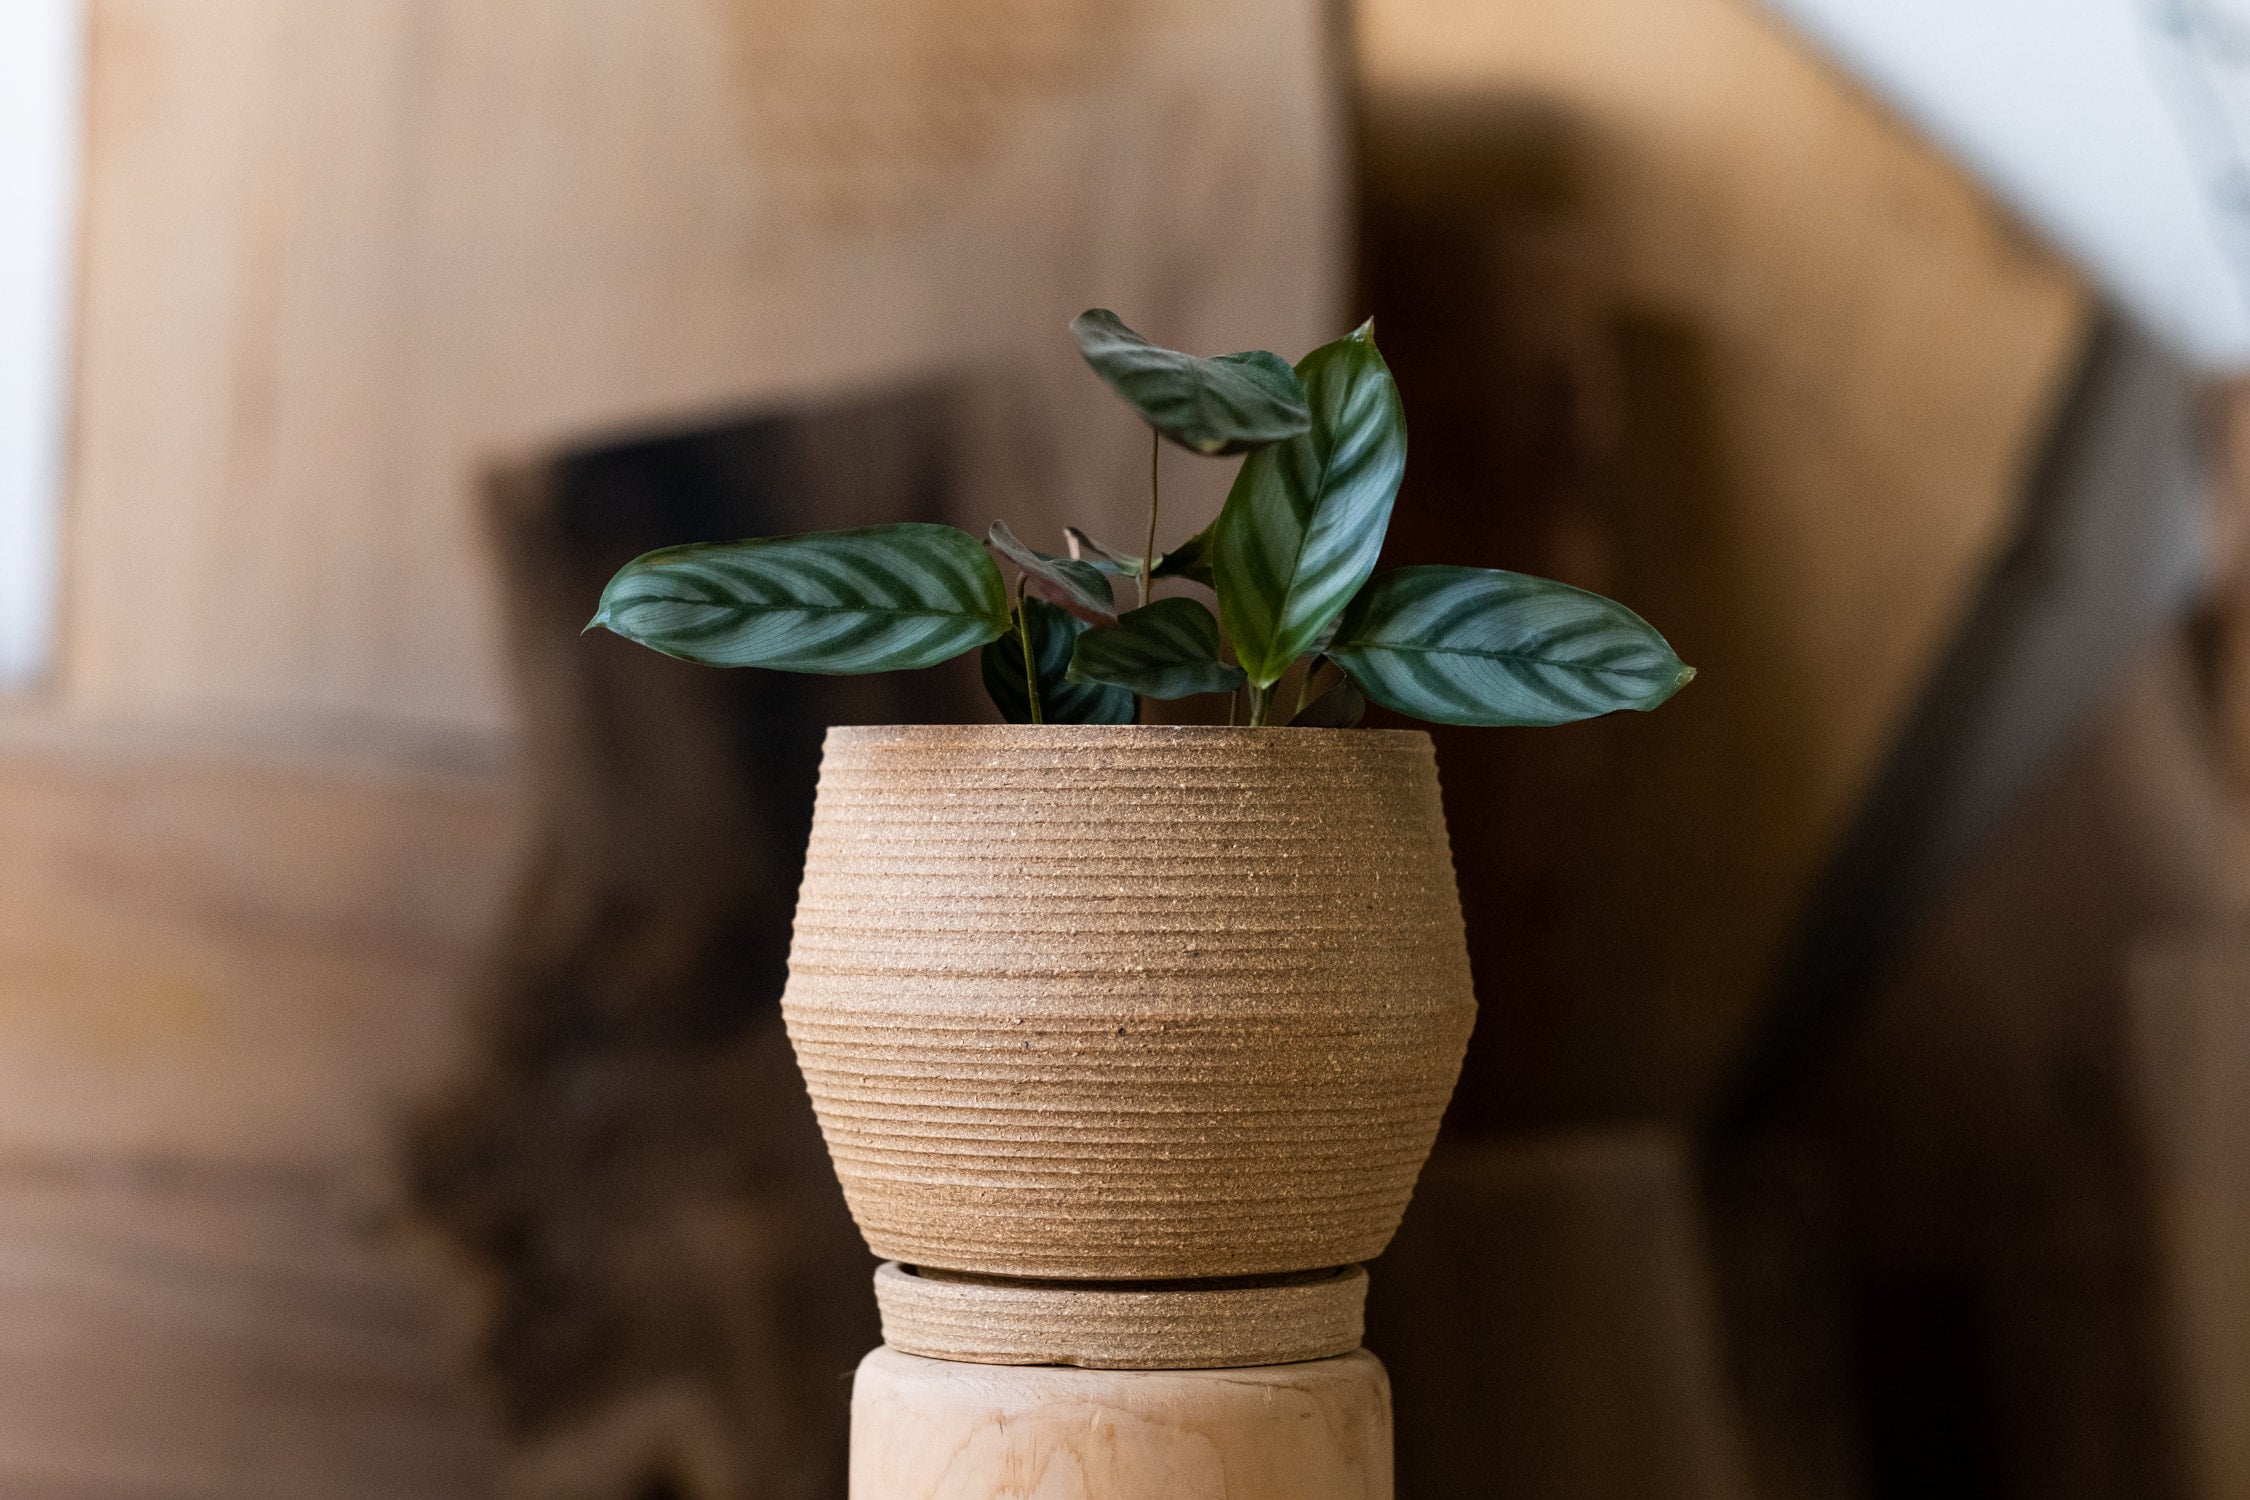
[
  {"x1": 1071, "y1": 310, "x2": 1311, "y2": 455},
  {"x1": 989, "y1": 520, "x2": 1117, "y2": 622},
  {"x1": 1212, "y1": 322, "x2": 1407, "y2": 687},
  {"x1": 1067, "y1": 597, "x2": 1246, "y2": 700},
  {"x1": 982, "y1": 598, "x2": 1135, "y2": 724},
  {"x1": 1328, "y1": 566, "x2": 1695, "y2": 726},
  {"x1": 590, "y1": 524, "x2": 1008, "y2": 672}
]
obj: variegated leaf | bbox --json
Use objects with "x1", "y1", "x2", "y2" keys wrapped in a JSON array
[
  {"x1": 1212, "y1": 322, "x2": 1407, "y2": 687},
  {"x1": 1070, "y1": 309, "x2": 1311, "y2": 455},
  {"x1": 590, "y1": 524, "x2": 1008, "y2": 672},
  {"x1": 989, "y1": 520, "x2": 1117, "y2": 623},
  {"x1": 1328, "y1": 565, "x2": 1694, "y2": 726},
  {"x1": 1068, "y1": 598, "x2": 1246, "y2": 700},
  {"x1": 982, "y1": 597, "x2": 1135, "y2": 724}
]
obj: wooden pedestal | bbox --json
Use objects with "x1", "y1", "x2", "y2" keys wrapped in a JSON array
[{"x1": 849, "y1": 1346, "x2": 1394, "y2": 1500}]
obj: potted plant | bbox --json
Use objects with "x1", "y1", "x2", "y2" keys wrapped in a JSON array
[{"x1": 589, "y1": 311, "x2": 1692, "y2": 1291}]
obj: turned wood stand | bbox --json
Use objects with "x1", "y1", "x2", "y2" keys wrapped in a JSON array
[{"x1": 850, "y1": 1265, "x2": 1393, "y2": 1499}]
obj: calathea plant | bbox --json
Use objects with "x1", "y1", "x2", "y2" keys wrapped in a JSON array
[{"x1": 589, "y1": 310, "x2": 1695, "y2": 727}]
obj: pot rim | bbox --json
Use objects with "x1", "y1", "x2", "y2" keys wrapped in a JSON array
[{"x1": 824, "y1": 723, "x2": 1432, "y2": 746}]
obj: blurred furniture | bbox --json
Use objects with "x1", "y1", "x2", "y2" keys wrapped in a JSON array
[
  {"x1": 1751, "y1": 632, "x2": 2248, "y2": 1500},
  {"x1": 2133, "y1": 935, "x2": 2250, "y2": 1500},
  {"x1": 409, "y1": 396, "x2": 972, "y2": 1500},
  {"x1": 1352, "y1": 0, "x2": 2087, "y2": 1492},
  {"x1": 60, "y1": 0, "x2": 1341, "y2": 743},
  {"x1": 1688, "y1": 317, "x2": 2214, "y2": 1500},
  {"x1": 9, "y1": 2, "x2": 1344, "y2": 1497},
  {"x1": 1347, "y1": 4, "x2": 2250, "y2": 1500},
  {"x1": 1368, "y1": 1130, "x2": 1749, "y2": 1500},
  {"x1": 1354, "y1": 0, "x2": 2089, "y2": 1126},
  {"x1": 24, "y1": 0, "x2": 2250, "y2": 1496},
  {"x1": 2136, "y1": 387, "x2": 2250, "y2": 1499},
  {"x1": 1716, "y1": 317, "x2": 2205, "y2": 1143},
  {"x1": 0, "y1": 724, "x2": 517, "y2": 1497}
]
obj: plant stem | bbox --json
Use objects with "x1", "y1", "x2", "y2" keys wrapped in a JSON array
[
  {"x1": 1139, "y1": 426, "x2": 1159, "y2": 610},
  {"x1": 1247, "y1": 681, "x2": 1272, "y2": 727},
  {"x1": 1015, "y1": 578, "x2": 1043, "y2": 724}
]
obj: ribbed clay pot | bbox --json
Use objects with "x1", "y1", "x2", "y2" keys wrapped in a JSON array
[{"x1": 780, "y1": 725, "x2": 1477, "y2": 1280}]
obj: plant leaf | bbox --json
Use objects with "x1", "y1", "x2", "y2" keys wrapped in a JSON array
[
  {"x1": 1068, "y1": 597, "x2": 1247, "y2": 700},
  {"x1": 1290, "y1": 671, "x2": 1367, "y2": 728},
  {"x1": 590, "y1": 523, "x2": 1009, "y2": 671},
  {"x1": 1063, "y1": 527, "x2": 1142, "y2": 576},
  {"x1": 988, "y1": 520, "x2": 1117, "y2": 623},
  {"x1": 982, "y1": 597, "x2": 1135, "y2": 724},
  {"x1": 1211, "y1": 321, "x2": 1407, "y2": 687},
  {"x1": 1063, "y1": 524, "x2": 1218, "y2": 588},
  {"x1": 1070, "y1": 309, "x2": 1311, "y2": 455},
  {"x1": 1327, "y1": 565, "x2": 1695, "y2": 726},
  {"x1": 1152, "y1": 525, "x2": 1216, "y2": 587}
]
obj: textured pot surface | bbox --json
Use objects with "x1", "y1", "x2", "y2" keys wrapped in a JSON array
[{"x1": 781, "y1": 725, "x2": 1477, "y2": 1279}]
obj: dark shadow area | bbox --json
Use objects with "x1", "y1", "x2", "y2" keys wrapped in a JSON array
[
  {"x1": 1359, "y1": 83, "x2": 2219, "y2": 1500},
  {"x1": 409, "y1": 388, "x2": 980, "y2": 1497},
  {"x1": 1358, "y1": 90, "x2": 1822, "y2": 1133},
  {"x1": 1851, "y1": 1271, "x2": 2005, "y2": 1500}
]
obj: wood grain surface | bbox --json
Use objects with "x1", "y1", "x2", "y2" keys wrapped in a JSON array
[
  {"x1": 1355, "y1": 0, "x2": 2090, "y2": 1120},
  {"x1": 0, "y1": 718, "x2": 522, "y2": 1497},
  {"x1": 60, "y1": 0, "x2": 1343, "y2": 743},
  {"x1": 849, "y1": 1346, "x2": 1394, "y2": 1500}
]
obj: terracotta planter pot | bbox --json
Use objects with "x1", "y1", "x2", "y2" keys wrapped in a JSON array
[{"x1": 781, "y1": 725, "x2": 1476, "y2": 1280}]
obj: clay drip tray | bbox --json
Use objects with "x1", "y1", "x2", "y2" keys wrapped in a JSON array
[{"x1": 872, "y1": 1261, "x2": 1367, "y2": 1369}]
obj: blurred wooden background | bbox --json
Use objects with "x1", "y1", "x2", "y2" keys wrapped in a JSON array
[
  {"x1": 1355, "y1": 0, "x2": 2088, "y2": 1124},
  {"x1": 5, "y1": 0, "x2": 1339, "y2": 1494},
  {"x1": 11, "y1": 0, "x2": 2249, "y2": 1498}
]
